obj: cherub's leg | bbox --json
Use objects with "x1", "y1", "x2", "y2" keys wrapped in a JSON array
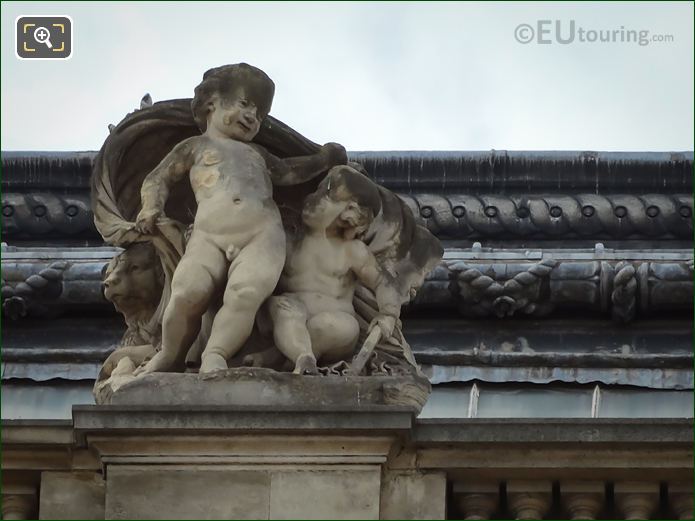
[
  {"x1": 139, "y1": 235, "x2": 226, "y2": 373},
  {"x1": 267, "y1": 295, "x2": 317, "y2": 374},
  {"x1": 200, "y1": 227, "x2": 285, "y2": 373},
  {"x1": 185, "y1": 305, "x2": 218, "y2": 368},
  {"x1": 307, "y1": 311, "x2": 360, "y2": 364}
]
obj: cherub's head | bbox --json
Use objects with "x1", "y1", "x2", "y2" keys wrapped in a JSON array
[
  {"x1": 191, "y1": 63, "x2": 275, "y2": 141},
  {"x1": 302, "y1": 165, "x2": 382, "y2": 240},
  {"x1": 394, "y1": 226, "x2": 444, "y2": 303}
]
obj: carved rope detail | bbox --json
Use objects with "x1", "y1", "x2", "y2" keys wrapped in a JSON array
[
  {"x1": 1, "y1": 261, "x2": 69, "y2": 319},
  {"x1": 452, "y1": 259, "x2": 558, "y2": 318},
  {"x1": 612, "y1": 262, "x2": 637, "y2": 323},
  {"x1": 2, "y1": 192, "x2": 692, "y2": 239},
  {"x1": 1, "y1": 192, "x2": 94, "y2": 238},
  {"x1": 401, "y1": 193, "x2": 693, "y2": 238}
]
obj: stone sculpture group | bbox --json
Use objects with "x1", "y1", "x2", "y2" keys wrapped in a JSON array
[{"x1": 92, "y1": 63, "x2": 442, "y2": 408}]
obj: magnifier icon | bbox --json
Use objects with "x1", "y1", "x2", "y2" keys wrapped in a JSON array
[{"x1": 33, "y1": 26, "x2": 53, "y2": 49}]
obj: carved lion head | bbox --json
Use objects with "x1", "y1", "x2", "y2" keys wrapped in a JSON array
[{"x1": 103, "y1": 242, "x2": 163, "y2": 319}]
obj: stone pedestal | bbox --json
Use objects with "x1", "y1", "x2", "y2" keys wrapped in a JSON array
[
  {"x1": 73, "y1": 402, "x2": 443, "y2": 520},
  {"x1": 96, "y1": 368, "x2": 431, "y2": 411}
]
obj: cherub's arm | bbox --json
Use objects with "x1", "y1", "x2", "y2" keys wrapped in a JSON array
[
  {"x1": 254, "y1": 142, "x2": 347, "y2": 186},
  {"x1": 135, "y1": 138, "x2": 196, "y2": 233},
  {"x1": 350, "y1": 241, "x2": 401, "y2": 337}
]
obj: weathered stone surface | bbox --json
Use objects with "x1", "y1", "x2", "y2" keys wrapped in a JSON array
[
  {"x1": 270, "y1": 468, "x2": 381, "y2": 519},
  {"x1": 70, "y1": 399, "x2": 419, "y2": 520},
  {"x1": 414, "y1": 418, "x2": 694, "y2": 443},
  {"x1": 100, "y1": 367, "x2": 430, "y2": 413},
  {"x1": 447, "y1": 255, "x2": 694, "y2": 321},
  {"x1": 8, "y1": 150, "x2": 693, "y2": 196},
  {"x1": 452, "y1": 480, "x2": 500, "y2": 520},
  {"x1": 4, "y1": 245, "x2": 692, "y2": 324},
  {"x1": 73, "y1": 406, "x2": 413, "y2": 437},
  {"x1": 89, "y1": 64, "x2": 442, "y2": 390},
  {"x1": 6, "y1": 190, "x2": 694, "y2": 241},
  {"x1": 39, "y1": 471, "x2": 104, "y2": 520},
  {"x1": 105, "y1": 466, "x2": 269, "y2": 520},
  {"x1": 2, "y1": 494, "x2": 38, "y2": 521},
  {"x1": 380, "y1": 471, "x2": 447, "y2": 519},
  {"x1": 104, "y1": 466, "x2": 384, "y2": 520},
  {"x1": 74, "y1": 405, "x2": 404, "y2": 520}
]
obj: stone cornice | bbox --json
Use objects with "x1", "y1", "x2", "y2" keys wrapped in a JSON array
[
  {"x1": 4, "y1": 150, "x2": 693, "y2": 193},
  {"x1": 2, "y1": 150, "x2": 692, "y2": 242}
]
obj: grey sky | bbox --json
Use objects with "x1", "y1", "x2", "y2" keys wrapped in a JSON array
[{"x1": 1, "y1": 1, "x2": 693, "y2": 151}]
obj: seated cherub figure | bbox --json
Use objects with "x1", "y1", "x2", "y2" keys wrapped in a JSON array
[
  {"x1": 133, "y1": 63, "x2": 346, "y2": 374},
  {"x1": 267, "y1": 165, "x2": 400, "y2": 375}
]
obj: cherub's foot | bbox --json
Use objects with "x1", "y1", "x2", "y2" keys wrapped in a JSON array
[
  {"x1": 132, "y1": 351, "x2": 176, "y2": 375},
  {"x1": 200, "y1": 352, "x2": 228, "y2": 374},
  {"x1": 293, "y1": 354, "x2": 318, "y2": 375},
  {"x1": 112, "y1": 356, "x2": 136, "y2": 376}
]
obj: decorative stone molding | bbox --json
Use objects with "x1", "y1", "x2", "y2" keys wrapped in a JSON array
[
  {"x1": 401, "y1": 193, "x2": 693, "y2": 240},
  {"x1": 1, "y1": 260, "x2": 69, "y2": 319},
  {"x1": 1, "y1": 494, "x2": 37, "y2": 520},
  {"x1": 6, "y1": 150, "x2": 692, "y2": 193},
  {"x1": 349, "y1": 150, "x2": 694, "y2": 195},
  {"x1": 508, "y1": 494, "x2": 551, "y2": 519},
  {"x1": 561, "y1": 481, "x2": 605, "y2": 520},
  {"x1": 0, "y1": 246, "x2": 118, "y2": 319},
  {"x1": 2, "y1": 192, "x2": 94, "y2": 239},
  {"x1": 611, "y1": 261, "x2": 637, "y2": 323},
  {"x1": 1, "y1": 152, "x2": 94, "y2": 191},
  {"x1": 2, "y1": 246, "x2": 692, "y2": 322},
  {"x1": 614, "y1": 481, "x2": 659, "y2": 520},
  {"x1": 2, "y1": 192, "x2": 693, "y2": 241},
  {"x1": 506, "y1": 481, "x2": 552, "y2": 520},
  {"x1": 669, "y1": 482, "x2": 694, "y2": 520},
  {"x1": 451, "y1": 258, "x2": 557, "y2": 317},
  {"x1": 3, "y1": 417, "x2": 693, "y2": 520},
  {"x1": 453, "y1": 481, "x2": 499, "y2": 520},
  {"x1": 446, "y1": 248, "x2": 693, "y2": 320}
]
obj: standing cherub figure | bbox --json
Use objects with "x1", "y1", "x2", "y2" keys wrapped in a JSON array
[
  {"x1": 267, "y1": 165, "x2": 401, "y2": 375},
  {"x1": 134, "y1": 63, "x2": 346, "y2": 374}
]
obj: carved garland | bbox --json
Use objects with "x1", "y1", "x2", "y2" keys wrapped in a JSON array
[{"x1": 1, "y1": 261, "x2": 69, "y2": 319}]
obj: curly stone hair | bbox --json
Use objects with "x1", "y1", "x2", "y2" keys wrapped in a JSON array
[
  {"x1": 329, "y1": 166, "x2": 382, "y2": 239},
  {"x1": 191, "y1": 63, "x2": 275, "y2": 132}
]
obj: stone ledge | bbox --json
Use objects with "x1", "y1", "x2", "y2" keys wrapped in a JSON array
[
  {"x1": 1, "y1": 420, "x2": 74, "y2": 445},
  {"x1": 73, "y1": 404, "x2": 415, "y2": 447},
  {"x1": 414, "y1": 418, "x2": 694, "y2": 444},
  {"x1": 100, "y1": 368, "x2": 428, "y2": 407}
]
